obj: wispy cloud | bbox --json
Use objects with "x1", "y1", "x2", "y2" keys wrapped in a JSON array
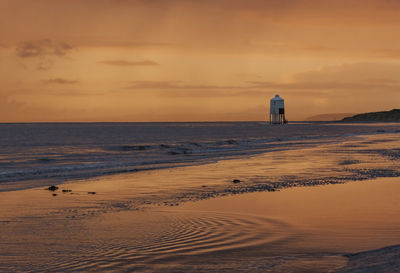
[
  {"x1": 100, "y1": 60, "x2": 159, "y2": 66},
  {"x1": 247, "y1": 63, "x2": 400, "y2": 91},
  {"x1": 124, "y1": 63, "x2": 400, "y2": 99},
  {"x1": 41, "y1": 78, "x2": 79, "y2": 84},
  {"x1": 16, "y1": 39, "x2": 74, "y2": 58},
  {"x1": 127, "y1": 81, "x2": 241, "y2": 89},
  {"x1": 245, "y1": 81, "x2": 400, "y2": 90}
]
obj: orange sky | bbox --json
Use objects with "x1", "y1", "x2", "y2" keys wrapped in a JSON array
[{"x1": 1, "y1": 0, "x2": 400, "y2": 122}]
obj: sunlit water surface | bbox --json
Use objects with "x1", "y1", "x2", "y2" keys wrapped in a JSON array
[{"x1": 1, "y1": 126, "x2": 400, "y2": 272}]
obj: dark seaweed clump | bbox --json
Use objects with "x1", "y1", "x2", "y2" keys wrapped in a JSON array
[{"x1": 121, "y1": 145, "x2": 150, "y2": 151}]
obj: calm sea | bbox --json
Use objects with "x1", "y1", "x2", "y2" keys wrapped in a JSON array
[{"x1": 1, "y1": 121, "x2": 399, "y2": 191}]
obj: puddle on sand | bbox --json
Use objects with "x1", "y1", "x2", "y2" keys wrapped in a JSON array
[
  {"x1": 5, "y1": 177, "x2": 400, "y2": 272},
  {"x1": 0, "y1": 210, "x2": 297, "y2": 272},
  {"x1": 181, "y1": 177, "x2": 400, "y2": 254}
]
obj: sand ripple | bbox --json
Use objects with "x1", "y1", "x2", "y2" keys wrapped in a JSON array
[{"x1": 43, "y1": 211, "x2": 293, "y2": 272}]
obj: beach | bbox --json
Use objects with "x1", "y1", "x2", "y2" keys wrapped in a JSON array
[{"x1": 1, "y1": 123, "x2": 400, "y2": 272}]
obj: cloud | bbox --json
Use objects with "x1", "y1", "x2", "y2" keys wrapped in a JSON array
[
  {"x1": 16, "y1": 39, "x2": 73, "y2": 58},
  {"x1": 36, "y1": 60, "x2": 54, "y2": 71},
  {"x1": 245, "y1": 81, "x2": 399, "y2": 91},
  {"x1": 2, "y1": 0, "x2": 400, "y2": 60},
  {"x1": 100, "y1": 60, "x2": 159, "y2": 66},
  {"x1": 14, "y1": 39, "x2": 74, "y2": 70},
  {"x1": 246, "y1": 63, "x2": 400, "y2": 92},
  {"x1": 41, "y1": 78, "x2": 79, "y2": 84},
  {"x1": 124, "y1": 63, "x2": 400, "y2": 102},
  {"x1": 127, "y1": 81, "x2": 240, "y2": 89},
  {"x1": 123, "y1": 80, "x2": 327, "y2": 98}
]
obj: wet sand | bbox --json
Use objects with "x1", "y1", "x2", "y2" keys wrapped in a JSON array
[{"x1": 1, "y1": 133, "x2": 400, "y2": 272}]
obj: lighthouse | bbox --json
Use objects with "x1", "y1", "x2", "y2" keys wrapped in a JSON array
[{"x1": 269, "y1": 94, "x2": 286, "y2": 124}]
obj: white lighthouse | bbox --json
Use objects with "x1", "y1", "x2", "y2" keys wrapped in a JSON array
[{"x1": 269, "y1": 94, "x2": 286, "y2": 124}]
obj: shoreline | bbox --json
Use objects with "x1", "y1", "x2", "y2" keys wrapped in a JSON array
[
  {"x1": 2, "y1": 122, "x2": 400, "y2": 193},
  {"x1": 334, "y1": 245, "x2": 400, "y2": 273},
  {"x1": 2, "y1": 132, "x2": 400, "y2": 272},
  {"x1": 2, "y1": 132, "x2": 400, "y2": 218}
]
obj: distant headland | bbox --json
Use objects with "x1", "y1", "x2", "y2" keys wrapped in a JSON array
[
  {"x1": 306, "y1": 113, "x2": 356, "y2": 122},
  {"x1": 342, "y1": 109, "x2": 400, "y2": 122}
]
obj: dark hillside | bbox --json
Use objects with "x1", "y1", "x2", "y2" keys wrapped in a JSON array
[{"x1": 342, "y1": 109, "x2": 400, "y2": 122}]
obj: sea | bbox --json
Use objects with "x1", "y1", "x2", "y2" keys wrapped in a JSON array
[{"x1": 1, "y1": 121, "x2": 400, "y2": 192}]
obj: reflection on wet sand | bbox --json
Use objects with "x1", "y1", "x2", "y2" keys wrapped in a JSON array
[
  {"x1": 1, "y1": 133, "x2": 400, "y2": 272},
  {"x1": 182, "y1": 178, "x2": 400, "y2": 253},
  {"x1": 46, "y1": 211, "x2": 295, "y2": 272}
]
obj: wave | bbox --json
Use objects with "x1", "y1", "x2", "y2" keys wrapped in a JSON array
[
  {"x1": 0, "y1": 135, "x2": 328, "y2": 189},
  {"x1": 1, "y1": 122, "x2": 400, "y2": 191}
]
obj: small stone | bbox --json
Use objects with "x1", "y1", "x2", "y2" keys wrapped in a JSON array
[
  {"x1": 88, "y1": 192, "x2": 96, "y2": 195},
  {"x1": 160, "y1": 144, "x2": 171, "y2": 148},
  {"x1": 52, "y1": 193, "x2": 57, "y2": 196},
  {"x1": 232, "y1": 179, "x2": 241, "y2": 184},
  {"x1": 38, "y1": 158, "x2": 52, "y2": 163},
  {"x1": 62, "y1": 189, "x2": 72, "y2": 193},
  {"x1": 47, "y1": 185, "x2": 59, "y2": 191}
]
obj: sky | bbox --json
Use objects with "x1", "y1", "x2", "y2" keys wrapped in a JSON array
[{"x1": 1, "y1": 0, "x2": 400, "y2": 122}]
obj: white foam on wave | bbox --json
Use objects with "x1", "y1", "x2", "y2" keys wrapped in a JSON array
[{"x1": 2, "y1": 122, "x2": 400, "y2": 190}]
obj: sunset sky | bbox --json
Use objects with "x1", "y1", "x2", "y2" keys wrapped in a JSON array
[{"x1": 1, "y1": 0, "x2": 400, "y2": 122}]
